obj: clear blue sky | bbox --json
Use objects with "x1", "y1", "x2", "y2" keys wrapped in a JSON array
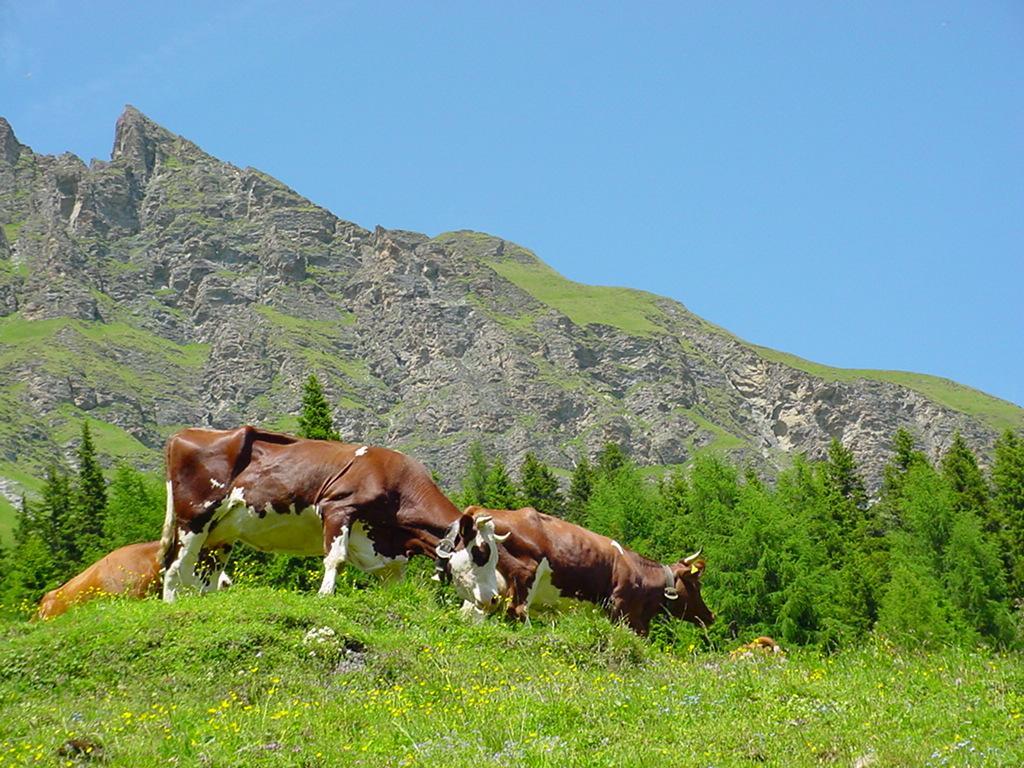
[{"x1": 2, "y1": 1, "x2": 1022, "y2": 406}]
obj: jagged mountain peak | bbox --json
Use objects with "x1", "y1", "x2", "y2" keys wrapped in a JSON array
[{"x1": 0, "y1": 116, "x2": 23, "y2": 166}]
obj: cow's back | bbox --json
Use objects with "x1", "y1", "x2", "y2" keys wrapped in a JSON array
[
  {"x1": 482, "y1": 507, "x2": 620, "y2": 602},
  {"x1": 37, "y1": 541, "x2": 162, "y2": 619}
]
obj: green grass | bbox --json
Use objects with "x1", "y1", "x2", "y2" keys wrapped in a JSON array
[
  {"x1": 2, "y1": 221, "x2": 24, "y2": 244},
  {"x1": 0, "y1": 497, "x2": 15, "y2": 545},
  {"x1": 0, "y1": 581, "x2": 1020, "y2": 767},
  {"x1": 487, "y1": 259, "x2": 669, "y2": 337},
  {"x1": 755, "y1": 346, "x2": 1024, "y2": 432}
]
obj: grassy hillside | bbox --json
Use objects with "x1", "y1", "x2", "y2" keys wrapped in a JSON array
[{"x1": 1, "y1": 577, "x2": 1020, "y2": 767}]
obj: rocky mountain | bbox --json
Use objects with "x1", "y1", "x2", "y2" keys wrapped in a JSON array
[{"x1": 0, "y1": 107, "x2": 1020, "y2": 525}]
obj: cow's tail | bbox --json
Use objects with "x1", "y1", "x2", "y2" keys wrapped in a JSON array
[{"x1": 158, "y1": 479, "x2": 177, "y2": 573}]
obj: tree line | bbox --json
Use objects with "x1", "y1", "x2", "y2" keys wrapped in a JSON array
[{"x1": 2, "y1": 374, "x2": 1023, "y2": 649}]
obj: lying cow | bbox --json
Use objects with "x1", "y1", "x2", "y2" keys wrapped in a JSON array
[
  {"x1": 37, "y1": 541, "x2": 163, "y2": 619},
  {"x1": 160, "y1": 426, "x2": 498, "y2": 612},
  {"x1": 438, "y1": 506, "x2": 714, "y2": 635}
]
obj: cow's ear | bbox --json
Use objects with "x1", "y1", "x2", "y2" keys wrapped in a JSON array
[{"x1": 458, "y1": 514, "x2": 477, "y2": 544}]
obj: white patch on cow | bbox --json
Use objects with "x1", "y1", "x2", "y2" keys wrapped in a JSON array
[
  {"x1": 204, "y1": 493, "x2": 323, "y2": 557},
  {"x1": 355, "y1": 445, "x2": 369, "y2": 457},
  {"x1": 525, "y1": 557, "x2": 570, "y2": 612},
  {"x1": 210, "y1": 478, "x2": 225, "y2": 489},
  {"x1": 345, "y1": 520, "x2": 407, "y2": 576},
  {"x1": 611, "y1": 540, "x2": 625, "y2": 556}
]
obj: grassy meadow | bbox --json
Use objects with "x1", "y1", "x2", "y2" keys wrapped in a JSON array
[{"x1": 1, "y1": 573, "x2": 1021, "y2": 767}]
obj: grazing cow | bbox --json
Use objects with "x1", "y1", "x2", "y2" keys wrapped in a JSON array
[
  {"x1": 159, "y1": 426, "x2": 498, "y2": 611},
  {"x1": 37, "y1": 541, "x2": 163, "y2": 619},
  {"x1": 438, "y1": 506, "x2": 714, "y2": 636}
]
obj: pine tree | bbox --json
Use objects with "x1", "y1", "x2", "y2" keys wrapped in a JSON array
[
  {"x1": 458, "y1": 442, "x2": 491, "y2": 508},
  {"x1": 41, "y1": 465, "x2": 74, "y2": 565},
  {"x1": 566, "y1": 457, "x2": 595, "y2": 524},
  {"x1": 595, "y1": 442, "x2": 628, "y2": 478},
  {"x1": 940, "y1": 432, "x2": 991, "y2": 521},
  {"x1": 991, "y1": 429, "x2": 1024, "y2": 597},
  {"x1": 104, "y1": 464, "x2": 166, "y2": 550},
  {"x1": 482, "y1": 458, "x2": 522, "y2": 510},
  {"x1": 822, "y1": 438, "x2": 867, "y2": 512},
  {"x1": 518, "y1": 453, "x2": 564, "y2": 517},
  {"x1": 297, "y1": 374, "x2": 340, "y2": 441},
  {"x1": 64, "y1": 421, "x2": 108, "y2": 564}
]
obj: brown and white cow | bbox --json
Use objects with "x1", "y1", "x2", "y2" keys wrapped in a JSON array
[
  {"x1": 159, "y1": 426, "x2": 497, "y2": 609},
  {"x1": 439, "y1": 506, "x2": 714, "y2": 636},
  {"x1": 37, "y1": 541, "x2": 163, "y2": 619}
]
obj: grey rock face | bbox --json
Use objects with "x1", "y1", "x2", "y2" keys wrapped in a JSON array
[{"x1": 0, "y1": 108, "x2": 1019, "y2": 495}]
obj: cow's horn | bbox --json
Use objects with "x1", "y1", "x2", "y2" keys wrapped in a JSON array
[
  {"x1": 682, "y1": 549, "x2": 702, "y2": 565},
  {"x1": 495, "y1": 530, "x2": 511, "y2": 543},
  {"x1": 475, "y1": 514, "x2": 493, "y2": 527},
  {"x1": 664, "y1": 587, "x2": 679, "y2": 600}
]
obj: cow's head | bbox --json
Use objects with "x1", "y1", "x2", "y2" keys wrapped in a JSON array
[
  {"x1": 663, "y1": 550, "x2": 714, "y2": 627},
  {"x1": 436, "y1": 513, "x2": 508, "y2": 615}
]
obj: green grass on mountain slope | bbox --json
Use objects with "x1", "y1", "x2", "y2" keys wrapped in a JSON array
[
  {"x1": 486, "y1": 259, "x2": 670, "y2": 337},
  {"x1": 755, "y1": 346, "x2": 1024, "y2": 433},
  {"x1": 1, "y1": 581, "x2": 1020, "y2": 767},
  {"x1": 0, "y1": 315, "x2": 209, "y2": 379},
  {"x1": 434, "y1": 229, "x2": 671, "y2": 336}
]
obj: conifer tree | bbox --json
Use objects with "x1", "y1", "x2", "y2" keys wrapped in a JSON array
[
  {"x1": 41, "y1": 465, "x2": 74, "y2": 564},
  {"x1": 64, "y1": 422, "x2": 108, "y2": 564},
  {"x1": 940, "y1": 432, "x2": 991, "y2": 522},
  {"x1": 595, "y1": 442, "x2": 628, "y2": 478},
  {"x1": 822, "y1": 438, "x2": 867, "y2": 512},
  {"x1": 991, "y1": 429, "x2": 1024, "y2": 597},
  {"x1": 104, "y1": 464, "x2": 166, "y2": 550},
  {"x1": 518, "y1": 453, "x2": 564, "y2": 517},
  {"x1": 297, "y1": 374, "x2": 340, "y2": 441},
  {"x1": 566, "y1": 457, "x2": 595, "y2": 524},
  {"x1": 482, "y1": 458, "x2": 522, "y2": 510},
  {"x1": 459, "y1": 442, "x2": 491, "y2": 508}
]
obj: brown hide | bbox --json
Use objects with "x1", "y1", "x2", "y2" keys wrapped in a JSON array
[
  {"x1": 463, "y1": 506, "x2": 714, "y2": 636},
  {"x1": 161, "y1": 426, "x2": 462, "y2": 574},
  {"x1": 37, "y1": 541, "x2": 162, "y2": 619}
]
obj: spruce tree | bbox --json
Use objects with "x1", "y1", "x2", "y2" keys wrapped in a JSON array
[
  {"x1": 518, "y1": 453, "x2": 564, "y2": 517},
  {"x1": 941, "y1": 432, "x2": 991, "y2": 524},
  {"x1": 595, "y1": 442, "x2": 628, "y2": 478},
  {"x1": 41, "y1": 465, "x2": 74, "y2": 564},
  {"x1": 482, "y1": 458, "x2": 522, "y2": 510},
  {"x1": 64, "y1": 421, "x2": 108, "y2": 564},
  {"x1": 566, "y1": 457, "x2": 595, "y2": 524},
  {"x1": 459, "y1": 442, "x2": 491, "y2": 508},
  {"x1": 991, "y1": 429, "x2": 1024, "y2": 597},
  {"x1": 297, "y1": 374, "x2": 340, "y2": 441},
  {"x1": 104, "y1": 464, "x2": 166, "y2": 550}
]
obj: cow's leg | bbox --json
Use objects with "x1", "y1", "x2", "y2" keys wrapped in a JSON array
[
  {"x1": 609, "y1": 591, "x2": 649, "y2": 636},
  {"x1": 162, "y1": 527, "x2": 208, "y2": 603},
  {"x1": 318, "y1": 505, "x2": 355, "y2": 596}
]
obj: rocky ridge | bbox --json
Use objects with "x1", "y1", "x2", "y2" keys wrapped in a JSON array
[{"x1": 0, "y1": 108, "x2": 1020, "y2": 511}]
